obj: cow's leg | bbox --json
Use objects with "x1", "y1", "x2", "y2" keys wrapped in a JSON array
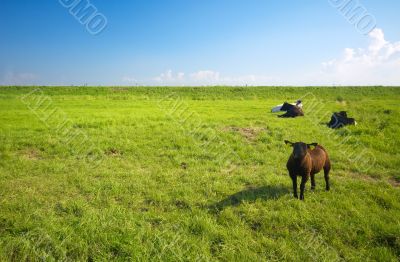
[
  {"x1": 290, "y1": 173, "x2": 298, "y2": 199},
  {"x1": 300, "y1": 174, "x2": 309, "y2": 201},
  {"x1": 324, "y1": 159, "x2": 331, "y2": 191},
  {"x1": 324, "y1": 167, "x2": 330, "y2": 191},
  {"x1": 311, "y1": 173, "x2": 316, "y2": 191}
]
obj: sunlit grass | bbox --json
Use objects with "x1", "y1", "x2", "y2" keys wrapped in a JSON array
[{"x1": 0, "y1": 86, "x2": 399, "y2": 261}]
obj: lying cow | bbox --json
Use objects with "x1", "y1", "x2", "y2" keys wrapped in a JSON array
[
  {"x1": 271, "y1": 100, "x2": 303, "y2": 113},
  {"x1": 278, "y1": 102, "x2": 304, "y2": 118},
  {"x1": 328, "y1": 111, "x2": 356, "y2": 129}
]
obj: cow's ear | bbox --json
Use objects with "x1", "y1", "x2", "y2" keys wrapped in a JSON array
[
  {"x1": 307, "y1": 143, "x2": 318, "y2": 149},
  {"x1": 285, "y1": 140, "x2": 293, "y2": 146}
]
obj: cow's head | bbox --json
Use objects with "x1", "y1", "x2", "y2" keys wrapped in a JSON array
[{"x1": 285, "y1": 141, "x2": 318, "y2": 159}]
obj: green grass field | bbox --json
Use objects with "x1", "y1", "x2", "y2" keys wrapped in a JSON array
[{"x1": 0, "y1": 86, "x2": 399, "y2": 261}]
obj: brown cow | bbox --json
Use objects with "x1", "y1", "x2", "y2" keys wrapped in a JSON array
[{"x1": 285, "y1": 141, "x2": 331, "y2": 200}]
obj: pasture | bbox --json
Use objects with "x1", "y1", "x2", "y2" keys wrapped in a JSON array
[{"x1": 0, "y1": 86, "x2": 399, "y2": 261}]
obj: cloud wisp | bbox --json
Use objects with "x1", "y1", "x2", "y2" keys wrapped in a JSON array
[
  {"x1": 149, "y1": 28, "x2": 400, "y2": 86},
  {"x1": 319, "y1": 28, "x2": 400, "y2": 85},
  {"x1": 3, "y1": 30, "x2": 399, "y2": 87},
  {"x1": 152, "y1": 70, "x2": 276, "y2": 86}
]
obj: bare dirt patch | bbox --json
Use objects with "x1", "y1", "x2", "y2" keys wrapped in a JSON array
[
  {"x1": 19, "y1": 148, "x2": 42, "y2": 160},
  {"x1": 388, "y1": 178, "x2": 400, "y2": 188},
  {"x1": 180, "y1": 162, "x2": 188, "y2": 170},
  {"x1": 338, "y1": 171, "x2": 400, "y2": 188},
  {"x1": 105, "y1": 148, "x2": 123, "y2": 157},
  {"x1": 345, "y1": 171, "x2": 379, "y2": 183},
  {"x1": 223, "y1": 126, "x2": 267, "y2": 141}
]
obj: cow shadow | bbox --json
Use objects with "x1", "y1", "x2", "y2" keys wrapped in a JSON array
[{"x1": 208, "y1": 185, "x2": 289, "y2": 213}]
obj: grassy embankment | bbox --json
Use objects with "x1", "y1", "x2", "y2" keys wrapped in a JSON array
[{"x1": 0, "y1": 86, "x2": 399, "y2": 261}]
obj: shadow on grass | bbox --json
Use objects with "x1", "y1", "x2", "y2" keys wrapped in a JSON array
[{"x1": 209, "y1": 185, "x2": 289, "y2": 213}]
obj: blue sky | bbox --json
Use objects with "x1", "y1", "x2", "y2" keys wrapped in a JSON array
[{"x1": 1, "y1": 0, "x2": 399, "y2": 86}]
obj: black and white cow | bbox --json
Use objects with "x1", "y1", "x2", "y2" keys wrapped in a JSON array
[
  {"x1": 278, "y1": 102, "x2": 304, "y2": 118},
  {"x1": 328, "y1": 111, "x2": 357, "y2": 128}
]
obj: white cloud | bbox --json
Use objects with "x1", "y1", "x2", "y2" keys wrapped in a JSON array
[
  {"x1": 36, "y1": 27, "x2": 397, "y2": 87},
  {"x1": 190, "y1": 70, "x2": 220, "y2": 83},
  {"x1": 153, "y1": 69, "x2": 276, "y2": 86},
  {"x1": 122, "y1": 76, "x2": 137, "y2": 84},
  {"x1": 154, "y1": 70, "x2": 185, "y2": 84},
  {"x1": 177, "y1": 72, "x2": 185, "y2": 81},
  {"x1": 319, "y1": 28, "x2": 400, "y2": 85},
  {"x1": 152, "y1": 29, "x2": 400, "y2": 86}
]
